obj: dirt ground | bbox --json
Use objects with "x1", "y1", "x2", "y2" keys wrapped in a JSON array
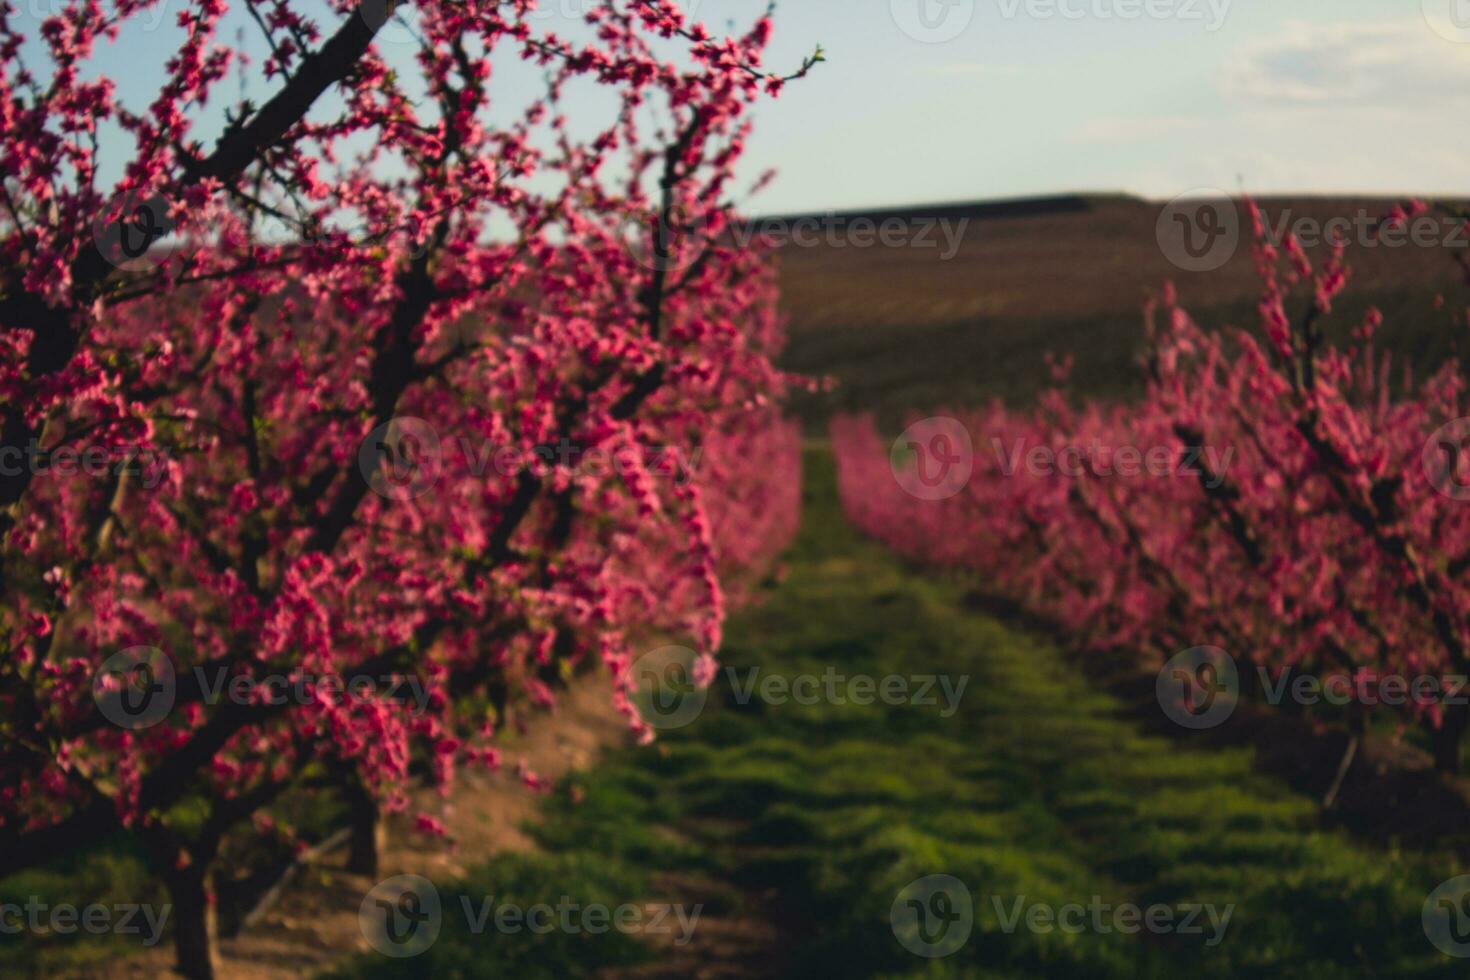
[{"x1": 83, "y1": 672, "x2": 633, "y2": 979}]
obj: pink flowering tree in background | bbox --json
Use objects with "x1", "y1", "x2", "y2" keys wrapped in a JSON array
[
  {"x1": 0, "y1": 1, "x2": 813, "y2": 975},
  {"x1": 834, "y1": 199, "x2": 1470, "y2": 778}
]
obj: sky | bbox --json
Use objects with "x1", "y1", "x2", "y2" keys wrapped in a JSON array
[
  {"x1": 15, "y1": 0, "x2": 1470, "y2": 216},
  {"x1": 733, "y1": 0, "x2": 1470, "y2": 214}
]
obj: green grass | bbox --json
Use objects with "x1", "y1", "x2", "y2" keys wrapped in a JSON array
[
  {"x1": 0, "y1": 765, "x2": 365, "y2": 975},
  {"x1": 332, "y1": 446, "x2": 1464, "y2": 978},
  {"x1": 0, "y1": 835, "x2": 165, "y2": 975},
  {"x1": 322, "y1": 852, "x2": 657, "y2": 979}
]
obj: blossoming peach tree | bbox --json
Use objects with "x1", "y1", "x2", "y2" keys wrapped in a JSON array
[
  {"x1": 834, "y1": 200, "x2": 1470, "y2": 777},
  {"x1": 0, "y1": 1, "x2": 814, "y2": 974}
]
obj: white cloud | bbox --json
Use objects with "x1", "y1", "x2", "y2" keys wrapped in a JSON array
[
  {"x1": 1221, "y1": 19, "x2": 1470, "y2": 105},
  {"x1": 1116, "y1": 116, "x2": 1470, "y2": 203}
]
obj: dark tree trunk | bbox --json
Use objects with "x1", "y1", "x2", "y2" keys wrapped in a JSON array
[
  {"x1": 1432, "y1": 702, "x2": 1469, "y2": 776},
  {"x1": 165, "y1": 867, "x2": 218, "y2": 980},
  {"x1": 344, "y1": 775, "x2": 385, "y2": 877}
]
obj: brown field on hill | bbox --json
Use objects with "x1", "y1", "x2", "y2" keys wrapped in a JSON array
[{"x1": 772, "y1": 195, "x2": 1468, "y2": 426}]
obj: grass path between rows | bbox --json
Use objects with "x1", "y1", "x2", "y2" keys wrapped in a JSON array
[{"x1": 334, "y1": 446, "x2": 1461, "y2": 979}]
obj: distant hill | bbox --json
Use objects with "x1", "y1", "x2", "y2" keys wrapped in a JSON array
[{"x1": 772, "y1": 194, "x2": 1468, "y2": 427}]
